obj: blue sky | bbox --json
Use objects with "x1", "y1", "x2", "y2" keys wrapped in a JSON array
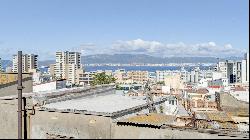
[{"x1": 0, "y1": 0, "x2": 249, "y2": 60}]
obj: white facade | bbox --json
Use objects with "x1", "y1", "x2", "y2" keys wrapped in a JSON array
[
  {"x1": 33, "y1": 81, "x2": 57, "y2": 92},
  {"x1": 162, "y1": 86, "x2": 170, "y2": 94},
  {"x1": 245, "y1": 53, "x2": 249, "y2": 83},
  {"x1": 197, "y1": 78, "x2": 209, "y2": 88},
  {"x1": 241, "y1": 59, "x2": 247, "y2": 83},
  {"x1": 33, "y1": 80, "x2": 66, "y2": 92},
  {"x1": 12, "y1": 54, "x2": 38, "y2": 72},
  {"x1": 0, "y1": 58, "x2": 2, "y2": 72},
  {"x1": 217, "y1": 61, "x2": 227, "y2": 78},
  {"x1": 164, "y1": 98, "x2": 178, "y2": 115},
  {"x1": 156, "y1": 70, "x2": 179, "y2": 82},
  {"x1": 212, "y1": 71, "x2": 223, "y2": 80}
]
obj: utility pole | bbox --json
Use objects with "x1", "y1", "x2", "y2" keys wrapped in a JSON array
[{"x1": 17, "y1": 51, "x2": 23, "y2": 139}]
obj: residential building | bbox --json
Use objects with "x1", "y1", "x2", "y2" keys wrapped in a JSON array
[
  {"x1": 148, "y1": 72, "x2": 156, "y2": 82},
  {"x1": 246, "y1": 52, "x2": 249, "y2": 82},
  {"x1": 242, "y1": 52, "x2": 249, "y2": 84},
  {"x1": 156, "y1": 70, "x2": 179, "y2": 82},
  {"x1": 12, "y1": 54, "x2": 38, "y2": 72},
  {"x1": 242, "y1": 59, "x2": 247, "y2": 83},
  {"x1": 76, "y1": 70, "x2": 95, "y2": 85},
  {"x1": 164, "y1": 74, "x2": 184, "y2": 94},
  {"x1": 216, "y1": 61, "x2": 228, "y2": 78},
  {"x1": 127, "y1": 70, "x2": 149, "y2": 84},
  {"x1": 216, "y1": 58, "x2": 244, "y2": 84},
  {"x1": 50, "y1": 51, "x2": 82, "y2": 84},
  {"x1": 180, "y1": 67, "x2": 189, "y2": 83},
  {"x1": 235, "y1": 60, "x2": 242, "y2": 83},
  {"x1": 0, "y1": 58, "x2": 2, "y2": 72}
]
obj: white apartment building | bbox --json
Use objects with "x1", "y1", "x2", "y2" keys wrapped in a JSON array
[
  {"x1": 0, "y1": 58, "x2": 2, "y2": 72},
  {"x1": 242, "y1": 52, "x2": 249, "y2": 84},
  {"x1": 156, "y1": 70, "x2": 179, "y2": 82},
  {"x1": 245, "y1": 52, "x2": 249, "y2": 83},
  {"x1": 216, "y1": 53, "x2": 249, "y2": 84},
  {"x1": 51, "y1": 51, "x2": 82, "y2": 84},
  {"x1": 12, "y1": 54, "x2": 38, "y2": 72},
  {"x1": 242, "y1": 59, "x2": 247, "y2": 84}
]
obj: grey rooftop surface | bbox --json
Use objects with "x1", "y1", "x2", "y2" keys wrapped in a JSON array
[{"x1": 42, "y1": 93, "x2": 147, "y2": 113}]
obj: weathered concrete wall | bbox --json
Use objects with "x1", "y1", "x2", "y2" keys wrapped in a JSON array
[
  {"x1": 0, "y1": 98, "x2": 33, "y2": 139},
  {"x1": 0, "y1": 99, "x2": 19, "y2": 139},
  {"x1": 1, "y1": 103, "x2": 248, "y2": 139},
  {"x1": 112, "y1": 125, "x2": 246, "y2": 139},
  {"x1": 30, "y1": 111, "x2": 112, "y2": 139},
  {"x1": 0, "y1": 79, "x2": 33, "y2": 97}
]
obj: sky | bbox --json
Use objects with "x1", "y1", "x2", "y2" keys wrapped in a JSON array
[{"x1": 0, "y1": 0, "x2": 249, "y2": 60}]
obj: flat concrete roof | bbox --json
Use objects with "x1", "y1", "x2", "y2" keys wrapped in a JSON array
[{"x1": 42, "y1": 93, "x2": 147, "y2": 113}]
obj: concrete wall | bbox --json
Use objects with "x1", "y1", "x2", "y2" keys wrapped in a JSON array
[
  {"x1": 33, "y1": 81, "x2": 57, "y2": 92},
  {"x1": 112, "y1": 125, "x2": 245, "y2": 139},
  {"x1": 0, "y1": 98, "x2": 33, "y2": 139},
  {"x1": 0, "y1": 73, "x2": 33, "y2": 97},
  {"x1": 0, "y1": 79, "x2": 32, "y2": 97},
  {"x1": 0, "y1": 99, "x2": 19, "y2": 139},
  {"x1": 30, "y1": 111, "x2": 112, "y2": 139},
  {"x1": 0, "y1": 101, "x2": 248, "y2": 139}
]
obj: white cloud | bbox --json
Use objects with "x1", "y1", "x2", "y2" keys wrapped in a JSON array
[{"x1": 109, "y1": 39, "x2": 245, "y2": 57}]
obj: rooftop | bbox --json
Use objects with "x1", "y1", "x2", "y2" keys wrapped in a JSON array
[
  {"x1": 42, "y1": 93, "x2": 147, "y2": 113},
  {"x1": 117, "y1": 113, "x2": 175, "y2": 127}
]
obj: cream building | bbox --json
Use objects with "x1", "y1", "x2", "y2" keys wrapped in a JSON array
[
  {"x1": 0, "y1": 58, "x2": 2, "y2": 72},
  {"x1": 12, "y1": 54, "x2": 38, "y2": 72},
  {"x1": 50, "y1": 51, "x2": 82, "y2": 84},
  {"x1": 127, "y1": 70, "x2": 149, "y2": 84},
  {"x1": 164, "y1": 74, "x2": 184, "y2": 94}
]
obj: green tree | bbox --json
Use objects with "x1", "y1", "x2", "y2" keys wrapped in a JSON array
[
  {"x1": 91, "y1": 72, "x2": 116, "y2": 86},
  {"x1": 156, "y1": 81, "x2": 165, "y2": 85},
  {"x1": 159, "y1": 105, "x2": 164, "y2": 113}
]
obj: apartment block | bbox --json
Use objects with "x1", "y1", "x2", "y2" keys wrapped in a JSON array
[
  {"x1": 156, "y1": 70, "x2": 179, "y2": 82},
  {"x1": 12, "y1": 54, "x2": 38, "y2": 72},
  {"x1": 76, "y1": 70, "x2": 95, "y2": 85},
  {"x1": 245, "y1": 52, "x2": 249, "y2": 83},
  {"x1": 0, "y1": 58, "x2": 2, "y2": 72},
  {"x1": 51, "y1": 51, "x2": 82, "y2": 84},
  {"x1": 127, "y1": 70, "x2": 149, "y2": 84}
]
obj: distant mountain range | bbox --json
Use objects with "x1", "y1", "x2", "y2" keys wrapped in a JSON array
[
  {"x1": 82, "y1": 54, "x2": 243, "y2": 64},
  {"x1": 1, "y1": 54, "x2": 243, "y2": 68}
]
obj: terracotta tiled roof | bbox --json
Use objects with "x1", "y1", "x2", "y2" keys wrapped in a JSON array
[
  {"x1": 208, "y1": 85, "x2": 221, "y2": 89},
  {"x1": 185, "y1": 88, "x2": 209, "y2": 94},
  {"x1": 196, "y1": 88, "x2": 209, "y2": 94}
]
